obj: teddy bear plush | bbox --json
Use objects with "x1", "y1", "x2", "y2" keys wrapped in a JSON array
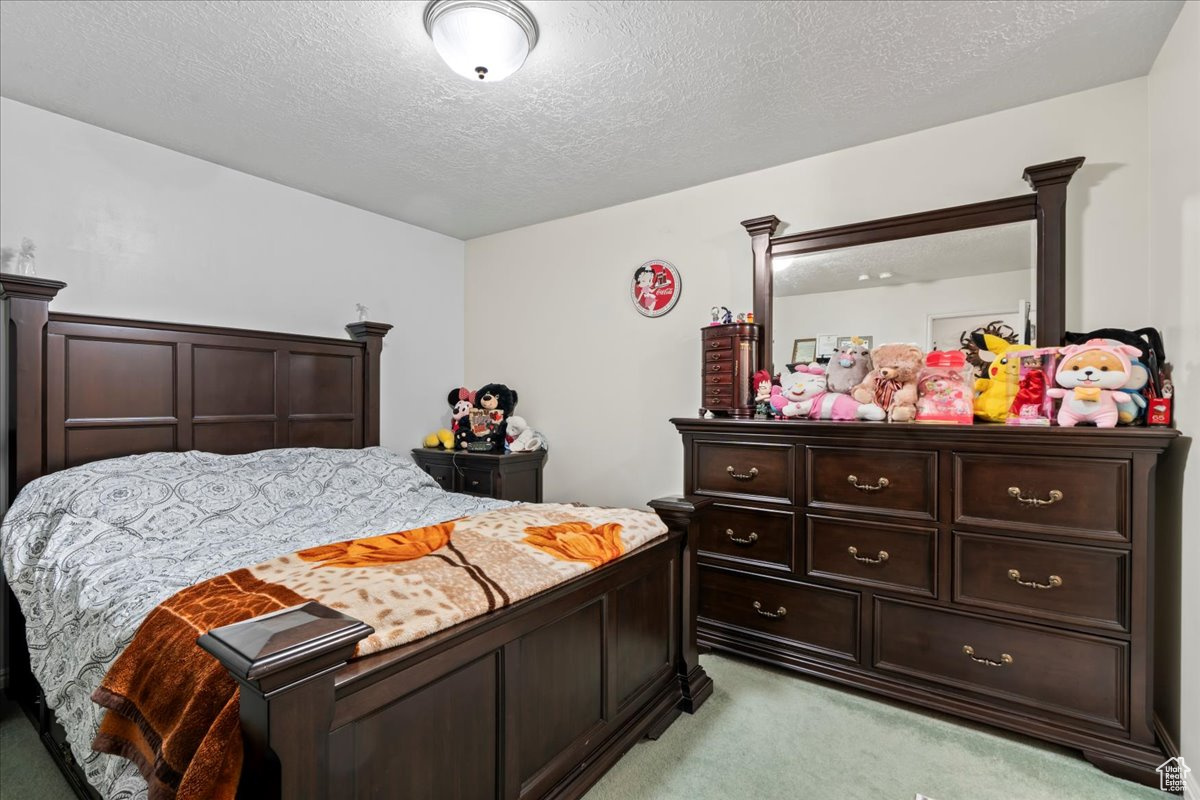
[
  {"x1": 1046, "y1": 340, "x2": 1140, "y2": 427},
  {"x1": 505, "y1": 415, "x2": 547, "y2": 452},
  {"x1": 456, "y1": 383, "x2": 519, "y2": 451},
  {"x1": 851, "y1": 344, "x2": 924, "y2": 422},
  {"x1": 776, "y1": 363, "x2": 886, "y2": 421},
  {"x1": 826, "y1": 341, "x2": 873, "y2": 395}
]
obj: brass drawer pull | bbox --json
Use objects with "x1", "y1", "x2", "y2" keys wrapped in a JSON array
[
  {"x1": 727, "y1": 466, "x2": 759, "y2": 480},
  {"x1": 711, "y1": 364, "x2": 721, "y2": 372},
  {"x1": 753, "y1": 600, "x2": 786, "y2": 619},
  {"x1": 962, "y1": 645, "x2": 1013, "y2": 667},
  {"x1": 1007, "y1": 569, "x2": 1062, "y2": 589},
  {"x1": 726, "y1": 529, "x2": 758, "y2": 546},
  {"x1": 710, "y1": 340, "x2": 722, "y2": 348},
  {"x1": 848, "y1": 474, "x2": 890, "y2": 492},
  {"x1": 1008, "y1": 487, "x2": 1063, "y2": 507},
  {"x1": 847, "y1": 546, "x2": 888, "y2": 565}
]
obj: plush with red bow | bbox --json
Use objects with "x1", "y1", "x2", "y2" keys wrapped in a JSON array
[{"x1": 851, "y1": 343, "x2": 925, "y2": 422}]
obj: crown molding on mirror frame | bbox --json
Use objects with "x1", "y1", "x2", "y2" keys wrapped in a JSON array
[{"x1": 742, "y1": 156, "x2": 1085, "y2": 375}]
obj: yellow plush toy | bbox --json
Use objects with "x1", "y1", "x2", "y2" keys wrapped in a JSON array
[
  {"x1": 972, "y1": 332, "x2": 1025, "y2": 422},
  {"x1": 421, "y1": 428, "x2": 455, "y2": 449}
]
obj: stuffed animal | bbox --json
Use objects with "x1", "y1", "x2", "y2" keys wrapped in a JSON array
[
  {"x1": 457, "y1": 383, "x2": 519, "y2": 451},
  {"x1": 971, "y1": 333, "x2": 1027, "y2": 422},
  {"x1": 447, "y1": 387, "x2": 474, "y2": 424},
  {"x1": 827, "y1": 340, "x2": 873, "y2": 394},
  {"x1": 505, "y1": 415, "x2": 547, "y2": 452},
  {"x1": 752, "y1": 369, "x2": 775, "y2": 418},
  {"x1": 1046, "y1": 340, "x2": 1141, "y2": 427},
  {"x1": 422, "y1": 428, "x2": 455, "y2": 449},
  {"x1": 851, "y1": 344, "x2": 924, "y2": 422},
  {"x1": 777, "y1": 363, "x2": 886, "y2": 421}
]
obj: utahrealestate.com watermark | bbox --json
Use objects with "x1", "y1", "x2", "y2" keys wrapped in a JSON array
[{"x1": 1157, "y1": 756, "x2": 1191, "y2": 793}]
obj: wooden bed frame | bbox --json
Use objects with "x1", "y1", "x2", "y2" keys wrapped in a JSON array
[{"x1": 0, "y1": 274, "x2": 712, "y2": 800}]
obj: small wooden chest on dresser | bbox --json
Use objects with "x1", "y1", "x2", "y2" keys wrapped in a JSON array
[
  {"x1": 411, "y1": 448, "x2": 546, "y2": 502},
  {"x1": 700, "y1": 323, "x2": 760, "y2": 418},
  {"x1": 670, "y1": 417, "x2": 1178, "y2": 786}
]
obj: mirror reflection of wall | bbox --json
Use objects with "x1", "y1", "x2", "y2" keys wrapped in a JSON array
[{"x1": 771, "y1": 221, "x2": 1036, "y2": 374}]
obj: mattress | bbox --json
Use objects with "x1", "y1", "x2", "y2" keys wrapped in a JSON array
[{"x1": 0, "y1": 446, "x2": 510, "y2": 800}]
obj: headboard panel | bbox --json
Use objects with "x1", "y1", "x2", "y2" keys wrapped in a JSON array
[{"x1": 2, "y1": 275, "x2": 391, "y2": 504}]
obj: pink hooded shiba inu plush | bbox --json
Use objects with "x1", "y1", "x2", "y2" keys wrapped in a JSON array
[{"x1": 1046, "y1": 340, "x2": 1140, "y2": 428}]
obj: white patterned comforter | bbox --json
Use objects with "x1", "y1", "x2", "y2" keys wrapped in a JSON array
[{"x1": 0, "y1": 447, "x2": 510, "y2": 800}]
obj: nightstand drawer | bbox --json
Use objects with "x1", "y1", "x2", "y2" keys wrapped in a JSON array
[
  {"x1": 458, "y1": 467, "x2": 493, "y2": 496},
  {"x1": 807, "y1": 446, "x2": 936, "y2": 520},
  {"x1": 954, "y1": 454, "x2": 1128, "y2": 541},
  {"x1": 806, "y1": 516, "x2": 936, "y2": 596},
  {"x1": 425, "y1": 463, "x2": 454, "y2": 492},
  {"x1": 953, "y1": 532, "x2": 1127, "y2": 631}
]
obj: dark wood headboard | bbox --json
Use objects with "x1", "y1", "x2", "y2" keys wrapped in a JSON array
[{"x1": 1, "y1": 274, "x2": 392, "y2": 505}]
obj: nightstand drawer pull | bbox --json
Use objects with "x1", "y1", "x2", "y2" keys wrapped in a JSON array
[
  {"x1": 1007, "y1": 569, "x2": 1063, "y2": 589},
  {"x1": 847, "y1": 546, "x2": 888, "y2": 565},
  {"x1": 962, "y1": 645, "x2": 1012, "y2": 667},
  {"x1": 727, "y1": 466, "x2": 759, "y2": 480},
  {"x1": 725, "y1": 529, "x2": 758, "y2": 546},
  {"x1": 1008, "y1": 487, "x2": 1063, "y2": 507},
  {"x1": 847, "y1": 474, "x2": 889, "y2": 492},
  {"x1": 752, "y1": 600, "x2": 786, "y2": 619}
]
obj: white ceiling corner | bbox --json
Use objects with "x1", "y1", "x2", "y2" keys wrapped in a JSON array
[{"x1": 0, "y1": 0, "x2": 1184, "y2": 239}]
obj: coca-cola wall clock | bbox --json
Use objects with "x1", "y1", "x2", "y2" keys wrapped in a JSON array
[{"x1": 630, "y1": 260, "x2": 681, "y2": 317}]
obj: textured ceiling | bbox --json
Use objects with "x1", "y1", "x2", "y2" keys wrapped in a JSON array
[
  {"x1": 773, "y1": 221, "x2": 1034, "y2": 296},
  {"x1": 0, "y1": 0, "x2": 1183, "y2": 239}
]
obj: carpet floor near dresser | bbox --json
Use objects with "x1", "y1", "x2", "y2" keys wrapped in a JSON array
[{"x1": 1, "y1": 655, "x2": 1159, "y2": 800}]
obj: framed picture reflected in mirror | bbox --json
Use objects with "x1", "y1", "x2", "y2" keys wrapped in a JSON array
[{"x1": 791, "y1": 338, "x2": 817, "y2": 364}]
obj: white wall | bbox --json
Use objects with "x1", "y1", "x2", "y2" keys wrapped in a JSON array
[
  {"x1": 465, "y1": 79, "x2": 1150, "y2": 508},
  {"x1": 772, "y1": 270, "x2": 1030, "y2": 371},
  {"x1": 1148, "y1": 1, "x2": 1200, "y2": 793},
  {"x1": 0, "y1": 98, "x2": 464, "y2": 452}
]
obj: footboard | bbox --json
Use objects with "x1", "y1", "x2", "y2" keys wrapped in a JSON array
[{"x1": 199, "y1": 497, "x2": 712, "y2": 800}]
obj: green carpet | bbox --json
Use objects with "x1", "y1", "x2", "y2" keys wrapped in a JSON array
[
  {"x1": 0, "y1": 656, "x2": 1159, "y2": 799},
  {"x1": 585, "y1": 654, "x2": 1157, "y2": 800}
]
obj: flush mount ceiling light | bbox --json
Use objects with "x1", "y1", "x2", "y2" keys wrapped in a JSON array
[{"x1": 424, "y1": 0, "x2": 539, "y2": 82}]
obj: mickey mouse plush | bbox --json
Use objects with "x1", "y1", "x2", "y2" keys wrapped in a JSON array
[{"x1": 457, "y1": 383, "x2": 519, "y2": 451}]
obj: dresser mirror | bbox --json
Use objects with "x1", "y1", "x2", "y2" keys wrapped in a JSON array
[
  {"x1": 770, "y1": 220, "x2": 1036, "y2": 374},
  {"x1": 742, "y1": 157, "x2": 1085, "y2": 376}
]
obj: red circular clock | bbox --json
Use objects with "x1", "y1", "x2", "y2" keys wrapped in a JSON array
[{"x1": 630, "y1": 260, "x2": 681, "y2": 318}]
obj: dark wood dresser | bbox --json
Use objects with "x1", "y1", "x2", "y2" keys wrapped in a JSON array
[
  {"x1": 411, "y1": 448, "x2": 546, "y2": 502},
  {"x1": 701, "y1": 323, "x2": 760, "y2": 418},
  {"x1": 670, "y1": 417, "x2": 1177, "y2": 786}
]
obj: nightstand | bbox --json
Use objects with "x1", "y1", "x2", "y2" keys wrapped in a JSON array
[{"x1": 410, "y1": 448, "x2": 546, "y2": 502}]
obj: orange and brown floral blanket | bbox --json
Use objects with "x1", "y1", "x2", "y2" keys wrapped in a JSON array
[{"x1": 91, "y1": 503, "x2": 666, "y2": 800}]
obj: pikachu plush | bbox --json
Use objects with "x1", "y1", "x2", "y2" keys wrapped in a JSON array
[{"x1": 972, "y1": 332, "x2": 1026, "y2": 422}]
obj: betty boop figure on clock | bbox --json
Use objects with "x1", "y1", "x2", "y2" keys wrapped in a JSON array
[{"x1": 630, "y1": 260, "x2": 681, "y2": 318}]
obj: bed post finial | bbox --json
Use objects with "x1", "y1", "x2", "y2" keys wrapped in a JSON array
[
  {"x1": 1, "y1": 274, "x2": 66, "y2": 507},
  {"x1": 346, "y1": 321, "x2": 393, "y2": 447}
]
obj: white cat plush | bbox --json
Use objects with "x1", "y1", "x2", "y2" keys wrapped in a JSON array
[{"x1": 777, "y1": 363, "x2": 886, "y2": 422}]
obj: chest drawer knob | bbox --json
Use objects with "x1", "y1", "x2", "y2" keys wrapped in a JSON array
[
  {"x1": 725, "y1": 529, "x2": 759, "y2": 546},
  {"x1": 726, "y1": 465, "x2": 759, "y2": 480},
  {"x1": 1007, "y1": 486, "x2": 1064, "y2": 507},
  {"x1": 847, "y1": 546, "x2": 889, "y2": 565},
  {"x1": 847, "y1": 474, "x2": 890, "y2": 492},
  {"x1": 1007, "y1": 569, "x2": 1063, "y2": 589},
  {"x1": 752, "y1": 600, "x2": 787, "y2": 619},
  {"x1": 962, "y1": 645, "x2": 1013, "y2": 667}
]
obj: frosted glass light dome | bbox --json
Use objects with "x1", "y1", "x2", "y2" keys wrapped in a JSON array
[{"x1": 424, "y1": 0, "x2": 539, "y2": 83}]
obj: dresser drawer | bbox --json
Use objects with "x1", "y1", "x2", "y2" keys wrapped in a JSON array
[
  {"x1": 700, "y1": 567, "x2": 859, "y2": 661},
  {"x1": 699, "y1": 505, "x2": 793, "y2": 569},
  {"x1": 806, "y1": 516, "x2": 936, "y2": 597},
  {"x1": 807, "y1": 447, "x2": 936, "y2": 520},
  {"x1": 694, "y1": 441, "x2": 794, "y2": 503},
  {"x1": 704, "y1": 348, "x2": 733, "y2": 364},
  {"x1": 954, "y1": 454, "x2": 1128, "y2": 541},
  {"x1": 705, "y1": 360, "x2": 734, "y2": 376},
  {"x1": 953, "y1": 532, "x2": 1127, "y2": 631},
  {"x1": 703, "y1": 372, "x2": 733, "y2": 386},
  {"x1": 875, "y1": 599, "x2": 1127, "y2": 730},
  {"x1": 703, "y1": 335, "x2": 733, "y2": 352}
]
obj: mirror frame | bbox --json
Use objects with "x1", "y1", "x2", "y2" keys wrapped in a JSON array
[{"x1": 742, "y1": 156, "x2": 1084, "y2": 374}]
